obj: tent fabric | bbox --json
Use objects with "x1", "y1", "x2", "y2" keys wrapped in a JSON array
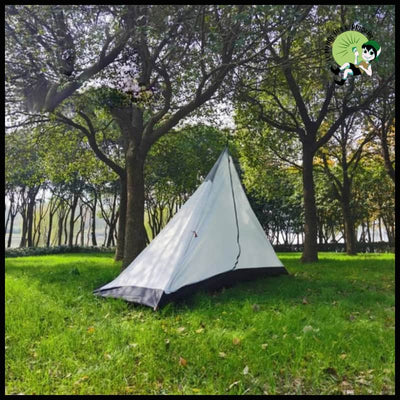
[{"x1": 94, "y1": 148, "x2": 288, "y2": 309}]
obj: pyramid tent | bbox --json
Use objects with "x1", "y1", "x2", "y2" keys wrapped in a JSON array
[{"x1": 94, "y1": 148, "x2": 287, "y2": 309}]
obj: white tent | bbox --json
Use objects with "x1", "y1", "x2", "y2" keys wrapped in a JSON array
[{"x1": 94, "y1": 148, "x2": 287, "y2": 309}]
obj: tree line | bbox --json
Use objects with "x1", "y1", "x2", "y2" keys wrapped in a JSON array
[{"x1": 5, "y1": 5, "x2": 395, "y2": 267}]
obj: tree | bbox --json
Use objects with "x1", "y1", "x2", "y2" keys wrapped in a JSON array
[
  {"x1": 317, "y1": 113, "x2": 375, "y2": 254},
  {"x1": 235, "y1": 5, "x2": 395, "y2": 262},
  {"x1": 53, "y1": 5, "x2": 277, "y2": 268},
  {"x1": 5, "y1": 129, "x2": 45, "y2": 247},
  {"x1": 5, "y1": 5, "x2": 132, "y2": 118}
]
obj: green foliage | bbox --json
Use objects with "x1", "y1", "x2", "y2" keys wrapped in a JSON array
[
  {"x1": 145, "y1": 124, "x2": 228, "y2": 198},
  {"x1": 5, "y1": 252, "x2": 395, "y2": 394},
  {"x1": 5, "y1": 129, "x2": 46, "y2": 188}
]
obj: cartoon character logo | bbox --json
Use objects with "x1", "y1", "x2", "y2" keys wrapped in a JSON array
[{"x1": 330, "y1": 30, "x2": 381, "y2": 85}]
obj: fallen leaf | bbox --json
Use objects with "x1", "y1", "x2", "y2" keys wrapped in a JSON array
[
  {"x1": 74, "y1": 375, "x2": 89, "y2": 385},
  {"x1": 227, "y1": 381, "x2": 240, "y2": 390},
  {"x1": 303, "y1": 325, "x2": 313, "y2": 333},
  {"x1": 242, "y1": 365, "x2": 249, "y2": 375},
  {"x1": 179, "y1": 356, "x2": 187, "y2": 367},
  {"x1": 261, "y1": 343, "x2": 268, "y2": 350}
]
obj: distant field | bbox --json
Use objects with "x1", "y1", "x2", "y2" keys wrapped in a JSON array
[{"x1": 5, "y1": 252, "x2": 395, "y2": 395}]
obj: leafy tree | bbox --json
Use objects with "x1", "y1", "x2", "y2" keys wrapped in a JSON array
[
  {"x1": 5, "y1": 129, "x2": 46, "y2": 247},
  {"x1": 5, "y1": 5, "x2": 132, "y2": 117},
  {"x1": 235, "y1": 5, "x2": 395, "y2": 262},
  {"x1": 317, "y1": 113, "x2": 375, "y2": 254},
  {"x1": 53, "y1": 5, "x2": 278, "y2": 268}
]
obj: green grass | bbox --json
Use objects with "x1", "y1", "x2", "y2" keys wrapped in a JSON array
[{"x1": 5, "y1": 252, "x2": 395, "y2": 395}]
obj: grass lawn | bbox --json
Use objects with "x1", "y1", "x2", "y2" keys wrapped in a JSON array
[{"x1": 5, "y1": 252, "x2": 395, "y2": 395}]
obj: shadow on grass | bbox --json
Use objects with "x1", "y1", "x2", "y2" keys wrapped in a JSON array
[{"x1": 6, "y1": 253, "x2": 394, "y2": 315}]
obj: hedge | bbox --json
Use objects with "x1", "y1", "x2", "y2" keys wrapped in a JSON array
[{"x1": 5, "y1": 245, "x2": 116, "y2": 258}]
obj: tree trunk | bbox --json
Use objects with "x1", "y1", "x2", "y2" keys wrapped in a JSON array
[
  {"x1": 64, "y1": 208, "x2": 70, "y2": 245},
  {"x1": 301, "y1": 147, "x2": 318, "y2": 262},
  {"x1": 341, "y1": 202, "x2": 357, "y2": 255},
  {"x1": 91, "y1": 193, "x2": 97, "y2": 246},
  {"x1": 26, "y1": 198, "x2": 35, "y2": 247},
  {"x1": 341, "y1": 177, "x2": 357, "y2": 255},
  {"x1": 68, "y1": 195, "x2": 79, "y2": 247},
  {"x1": 80, "y1": 207, "x2": 86, "y2": 247},
  {"x1": 378, "y1": 217, "x2": 383, "y2": 242},
  {"x1": 366, "y1": 221, "x2": 371, "y2": 243},
  {"x1": 7, "y1": 214, "x2": 16, "y2": 248},
  {"x1": 5, "y1": 205, "x2": 11, "y2": 235},
  {"x1": 103, "y1": 225, "x2": 108, "y2": 247},
  {"x1": 107, "y1": 222, "x2": 115, "y2": 247},
  {"x1": 47, "y1": 212, "x2": 54, "y2": 247},
  {"x1": 115, "y1": 175, "x2": 126, "y2": 261},
  {"x1": 122, "y1": 147, "x2": 147, "y2": 269},
  {"x1": 86, "y1": 210, "x2": 91, "y2": 246},
  {"x1": 58, "y1": 214, "x2": 63, "y2": 246},
  {"x1": 19, "y1": 206, "x2": 28, "y2": 248}
]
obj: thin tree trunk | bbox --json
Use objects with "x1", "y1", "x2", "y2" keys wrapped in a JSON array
[
  {"x1": 86, "y1": 210, "x2": 91, "y2": 246},
  {"x1": 47, "y1": 212, "x2": 54, "y2": 247},
  {"x1": 19, "y1": 211, "x2": 28, "y2": 248},
  {"x1": 115, "y1": 174, "x2": 126, "y2": 261},
  {"x1": 68, "y1": 195, "x2": 79, "y2": 247},
  {"x1": 378, "y1": 217, "x2": 383, "y2": 242},
  {"x1": 5, "y1": 205, "x2": 11, "y2": 235},
  {"x1": 371, "y1": 220, "x2": 375, "y2": 243},
  {"x1": 301, "y1": 147, "x2": 318, "y2": 262},
  {"x1": 103, "y1": 224, "x2": 108, "y2": 247},
  {"x1": 341, "y1": 178, "x2": 357, "y2": 255},
  {"x1": 80, "y1": 207, "x2": 87, "y2": 247},
  {"x1": 26, "y1": 197, "x2": 36, "y2": 247},
  {"x1": 7, "y1": 214, "x2": 16, "y2": 248},
  {"x1": 58, "y1": 212, "x2": 64, "y2": 246},
  {"x1": 91, "y1": 193, "x2": 97, "y2": 246},
  {"x1": 366, "y1": 221, "x2": 371, "y2": 243}
]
